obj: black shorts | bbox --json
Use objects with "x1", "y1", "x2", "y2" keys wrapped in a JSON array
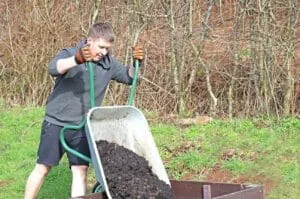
[{"x1": 36, "y1": 120, "x2": 90, "y2": 166}]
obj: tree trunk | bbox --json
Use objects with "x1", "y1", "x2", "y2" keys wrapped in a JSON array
[
  {"x1": 228, "y1": 1, "x2": 240, "y2": 119},
  {"x1": 283, "y1": 0, "x2": 297, "y2": 116}
]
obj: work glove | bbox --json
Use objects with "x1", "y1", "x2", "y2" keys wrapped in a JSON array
[
  {"x1": 132, "y1": 45, "x2": 144, "y2": 61},
  {"x1": 75, "y1": 44, "x2": 93, "y2": 64}
]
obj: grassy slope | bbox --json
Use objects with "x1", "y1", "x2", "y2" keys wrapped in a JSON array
[
  {"x1": 151, "y1": 118, "x2": 299, "y2": 199},
  {"x1": 0, "y1": 106, "x2": 299, "y2": 198}
]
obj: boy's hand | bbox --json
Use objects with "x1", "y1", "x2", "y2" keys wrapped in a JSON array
[
  {"x1": 75, "y1": 44, "x2": 93, "y2": 64},
  {"x1": 132, "y1": 45, "x2": 144, "y2": 61}
]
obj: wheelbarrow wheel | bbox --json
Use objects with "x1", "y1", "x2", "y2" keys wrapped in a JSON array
[{"x1": 92, "y1": 181, "x2": 104, "y2": 193}]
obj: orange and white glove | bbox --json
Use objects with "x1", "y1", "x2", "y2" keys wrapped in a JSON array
[
  {"x1": 132, "y1": 45, "x2": 144, "y2": 61},
  {"x1": 75, "y1": 44, "x2": 94, "y2": 64}
]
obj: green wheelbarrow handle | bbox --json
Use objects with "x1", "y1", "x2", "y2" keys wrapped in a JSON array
[
  {"x1": 59, "y1": 119, "x2": 91, "y2": 162},
  {"x1": 128, "y1": 59, "x2": 140, "y2": 106}
]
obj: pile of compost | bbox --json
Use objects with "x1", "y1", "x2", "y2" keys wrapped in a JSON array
[{"x1": 96, "y1": 140, "x2": 175, "y2": 199}]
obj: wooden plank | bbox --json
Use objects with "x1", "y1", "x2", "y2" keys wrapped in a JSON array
[
  {"x1": 203, "y1": 185, "x2": 212, "y2": 199},
  {"x1": 213, "y1": 185, "x2": 264, "y2": 199}
]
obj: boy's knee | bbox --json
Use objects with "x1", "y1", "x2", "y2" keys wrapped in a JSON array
[
  {"x1": 71, "y1": 165, "x2": 88, "y2": 177},
  {"x1": 34, "y1": 164, "x2": 51, "y2": 177}
]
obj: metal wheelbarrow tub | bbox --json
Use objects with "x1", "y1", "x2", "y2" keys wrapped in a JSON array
[
  {"x1": 85, "y1": 105, "x2": 171, "y2": 199},
  {"x1": 74, "y1": 180, "x2": 264, "y2": 199}
]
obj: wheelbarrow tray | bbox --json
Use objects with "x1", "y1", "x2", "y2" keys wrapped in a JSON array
[
  {"x1": 85, "y1": 105, "x2": 171, "y2": 199},
  {"x1": 74, "y1": 180, "x2": 264, "y2": 199}
]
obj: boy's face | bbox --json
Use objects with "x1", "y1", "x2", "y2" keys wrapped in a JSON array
[{"x1": 87, "y1": 37, "x2": 113, "y2": 62}]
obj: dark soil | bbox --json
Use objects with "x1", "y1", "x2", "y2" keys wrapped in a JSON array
[{"x1": 96, "y1": 140, "x2": 175, "y2": 199}]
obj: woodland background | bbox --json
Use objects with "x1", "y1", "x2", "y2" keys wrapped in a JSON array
[{"x1": 0, "y1": 0, "x2": 299, "y2": 118}]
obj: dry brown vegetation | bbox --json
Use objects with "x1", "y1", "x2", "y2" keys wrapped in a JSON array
[{"x1": 0, "y1": 0, "x2": 299, "y2": 118}]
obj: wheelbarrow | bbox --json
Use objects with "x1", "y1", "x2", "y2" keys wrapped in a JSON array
[{"x1": 60, "y1": 60, "x2": 171, "y2": 199}]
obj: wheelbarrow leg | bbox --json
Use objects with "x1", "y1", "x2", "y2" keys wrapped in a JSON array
[{"x1": 92, "y1": 181, "x2": 104, "y2": 193}]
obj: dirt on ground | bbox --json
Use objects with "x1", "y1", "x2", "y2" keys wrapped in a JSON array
[
  {"x1": 204, "y1": 164, "x2": 276, "y2": 198},
  {"x1": 96, "y1": 140, "x2": 175, "y2": 199}
]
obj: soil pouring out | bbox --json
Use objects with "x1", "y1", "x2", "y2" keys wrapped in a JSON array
[{"x1": 96, "y1": 140, "x2": 175, "y2": 199}]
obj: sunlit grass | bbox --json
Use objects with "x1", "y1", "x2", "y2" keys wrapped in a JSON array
[
  {"x1": 1, "y1": 106, "x2": 299, "y2": 198},
  {"x1": 152, "y1": 117, "x2": 299, "y2": 198}
]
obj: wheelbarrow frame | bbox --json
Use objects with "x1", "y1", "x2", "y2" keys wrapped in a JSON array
[{"x1": 60, "y1": 60, "x2": 172, "y2": 198}]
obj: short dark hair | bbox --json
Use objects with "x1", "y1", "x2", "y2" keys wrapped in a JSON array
[{"x1": 87, "y1": 22, "x2": 115, "y2": 43}]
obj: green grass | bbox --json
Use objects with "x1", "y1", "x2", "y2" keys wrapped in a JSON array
[
  {"x1": 0, "y1": 106, "x2": 98, "y2": 199},
  {"x1": 0, "y1": 106, "x2": 44, "y2": 198},
  {"x1": 0, "y1": 106, "x2": 299, "y2": 198},
  {"x1": 151, "y1": 118, "x2": 299, "y2": 199}
]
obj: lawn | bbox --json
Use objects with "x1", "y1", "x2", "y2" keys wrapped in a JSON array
[{"x1": 0, "y1": 106, "x2": 299, "y2": 198}]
